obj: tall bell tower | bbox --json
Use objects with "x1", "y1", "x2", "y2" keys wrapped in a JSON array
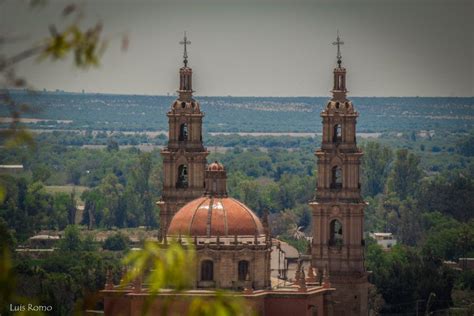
[
  {"x1": 310, "y1": 32, "x2": 368, "y2": 316},
  {"x1": 158, "y1": 32, "x2": 208, "y2": 240}
]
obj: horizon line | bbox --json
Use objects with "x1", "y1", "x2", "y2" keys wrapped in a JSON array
[{"x1": 7, "y1": 88, "x2": 474, "y2": 99}]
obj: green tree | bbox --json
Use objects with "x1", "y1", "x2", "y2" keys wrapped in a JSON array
[
  {"x1": 361, "y1": 142, "x2": 393, "y2": 197},
  {"x1": 398, "y1": 198, "x2": 422, "y2": 246},
  {"x1": 32, "y1": 164, "x2": 52, "y2": 183},
  {"x1": 59, "y1": 225, "x2": 82, "y2": 252},
  {"x1": 387, "y1": 149, "x2": 422, "y2": 200},
  {"x1": 52, "y1": 193, "x2": 73, "y2": 229},
  {"x1": 103, "y1": 233, "x2": 129, "y2": 251},
  {"x1": 98, "y1": 174, "x2": 124, "y2": 227},
  {"x1": 417, "y1": 172, "x2": 474, "y2": 222}
]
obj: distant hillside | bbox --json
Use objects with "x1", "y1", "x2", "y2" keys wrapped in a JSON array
[{"x1": 2, "y1": 91, "x2": 473, "y2": 133}]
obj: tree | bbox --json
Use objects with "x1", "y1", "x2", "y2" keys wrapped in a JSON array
[
  {"x1": 417, "y1": 172, "x2": 474, "y2": 222},
  {"x1": 81, "y1": 188, "x2": 104, "y2": 229},
  {"x1": 52, "y1": 192, "x2": 73, "y2": 229},
  {"x1": 361, "y1": 142, "x2": 393, "y2": 197},
  {"x1": 387, "y1": 149, "x2": 422, "y2": 200},
  {"x1": 103, "y1": 233, "x2": 129, "y2": 251},
  {"x1": 59, "y1": 225, "x2": 82, "y2": 252},
  {"x1": 130, "y1": 153, "x2": 157, "y2": 228},
  {"x1": 398, "y1": 198, "x2": 422, "y2": 246},
  {"x1": 32, "y1": 164, "x2": 52, "y2": 183},
  {"x1": 98, "y1": 174, "x2": 124, "y2": 227}
]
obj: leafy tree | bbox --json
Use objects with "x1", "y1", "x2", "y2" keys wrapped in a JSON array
[
  {"x1": 81, "y1": 188, "x2": 105, "y2": 229},
  {"x1": 98, "y1": 174, "x2": 124, "y2": 227},
  {"x1": 103, "y1": 233, "x2": 129, "y2": 251},
  {"x1": 417, "y1": 172, "x2": 474, "y2": 222},
  {"x1": 130, "y1": 153, "x2": 157, "y2": 228},
  {"x1": 59, "y1": 225, "x2": 82, "y2": 252},
  {"x1": 52, "y1": 193, "x2": 73, "y2": 229},
  {"x1": 366, "y1": 243, "x2": 454, "y2": 314},
  {"x1": 387, "y1": 149, "x2": 422, "y2": 200},
  {"x1": 398, "y1": 198, "x2": 422, "y2": 246},
  {"x1": 361, "y1": 142, "x2": 393, "y2": 197},
  {"x1": 32, "y1": 164, "x2": 52, "y2": 183}
]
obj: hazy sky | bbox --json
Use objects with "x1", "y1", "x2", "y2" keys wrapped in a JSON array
[{"x1": 2, "y1": 0, "x2": 473, "y2": 97}]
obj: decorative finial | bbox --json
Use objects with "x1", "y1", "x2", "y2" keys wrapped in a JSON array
[
  {"x1": 179, "y1": 31, "x2": 191, "y2": 67},
  {"x1": 332, "y1": 30, "x2": 344, "y2": 68},
  {"x1": 298, "y1": 268, "x2": 307, "y2": 291}
]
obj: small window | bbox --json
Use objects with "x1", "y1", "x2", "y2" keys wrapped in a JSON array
[
  {"x1": 333, "y1": 124, "x2": 342, "y2": 143},
  {"x1": 176, "y1": 165, "x2": 188, "y2": 188},
  {"x1": 201, "y1": 260, "x2": 213, "y2": 281},
  {"x1": 329, "y1": 219, "x2": 343, "y2": 246},
  {"x1": 179, "y1": 123, "x2": 188, "y2": 141},
  {"x1": 331, "y1": 166, "x2": 342, "y2": 189},
  {"x1": 238, "y1": 260, "x2": 249, "y2": 281}
]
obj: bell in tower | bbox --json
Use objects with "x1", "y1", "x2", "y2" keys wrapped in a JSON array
[
  {"x1": 310, "y1": 32, "x2": 369, "y2": 316},
  {"x1": 157, "y1": 32, "x2": 209, "y2": 240}
]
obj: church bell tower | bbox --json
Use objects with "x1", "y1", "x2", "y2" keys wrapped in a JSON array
[
  {"x1": 158, "y1": 33, "x2": 209, "y2": 239},
  {"x1": 310, "y1": 32, "x2": 368, "y2": 316}
]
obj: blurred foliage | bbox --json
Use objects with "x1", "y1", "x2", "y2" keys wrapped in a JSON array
[
  {"x1": 0, "y1": 0, "x2": 120, "y2": 203},
  {"x1": 122, "y1": 240, "x2": 249, "y2": 315}
]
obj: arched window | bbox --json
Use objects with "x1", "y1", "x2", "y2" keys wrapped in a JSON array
[
  {"x1": 331, "y1": 166, "x2": 342, "y2": 189},
  {"x1": 329, "y1": 219, "x2": 343, "y2": 246},
  {"x1": 179, "y1": 123, "x2": 188, "y2": 141},
  {"x1": 333, "y1": 124, "x2": 342, "y2": 143},
  {"x1": 201, "y1": 260, "x2": 213, "y2": 281},
  {"x1": 238, "y1": 260, "x2": 249, "y2": 281},
  {"x1": 176, "y1": 165, "x2": 188, "y2": 188},
  {"x1": 338, "y1": 75, "x2": 343, "y2": 90}
]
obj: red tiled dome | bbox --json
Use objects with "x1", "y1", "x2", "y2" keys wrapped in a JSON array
[{"x1": 167, "y1": 197, "x2": 264, "y2": 237}]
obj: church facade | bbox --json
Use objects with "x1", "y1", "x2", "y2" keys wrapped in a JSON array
[{"x1": 102, "y1": 33, "x2": 368, "y2": 316}]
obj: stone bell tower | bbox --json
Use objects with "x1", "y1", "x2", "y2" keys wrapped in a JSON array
[
  {"x1": 157, "y1": 32, "x2": 209, "y2": 240},
  {"x1": 310, "y1": 32, "x2": 368, "y2": 316}
]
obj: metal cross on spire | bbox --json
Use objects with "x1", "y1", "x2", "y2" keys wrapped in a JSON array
[
  {"x1": 179, "y1": 31, "x2": 191, "y2": 67},
  {"x1": 332, "y1": 30, "x2": 344, "y2": 68}
]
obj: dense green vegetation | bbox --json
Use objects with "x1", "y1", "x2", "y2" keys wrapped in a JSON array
[{"x1": 0, "y1": 122, "x2": 473, "y2": 314}]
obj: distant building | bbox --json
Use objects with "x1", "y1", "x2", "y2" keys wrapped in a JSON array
[
  {"x1": 0, "y1": 164, "x2": 24, "y2": 175},
  {"x1": 271, "y1": 238, "x2": 300, "y2": 281},
  {"x1": 444, "y1": 258, "x2": 474, "y2": 271},
  {"x1": 370, "y1": 232, "x2": 397, "y2": 250}
]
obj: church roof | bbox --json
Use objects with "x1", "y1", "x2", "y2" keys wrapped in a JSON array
[{"x1": 167, "y1": 196, "x2": 264, "y2": 237}]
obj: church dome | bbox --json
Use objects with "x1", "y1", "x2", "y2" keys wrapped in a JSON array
[
  {"x1": 207, "y1": 161, "x2": 225, "y2": 171},
  {"x1": 167, "y1": 196, "x2": 265, "y2": 237}
]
